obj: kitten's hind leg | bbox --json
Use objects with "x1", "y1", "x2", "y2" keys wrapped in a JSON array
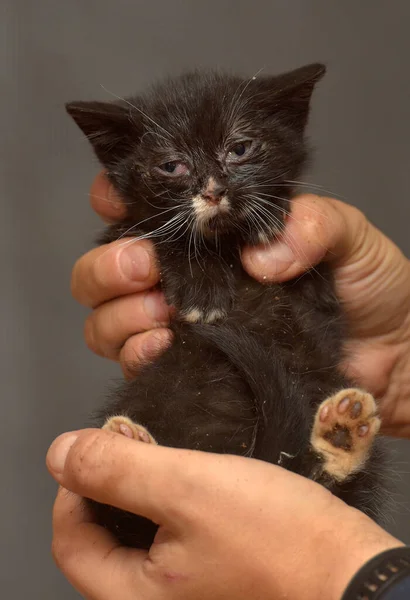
[
  {"x1": 311, "y1": 389, "x2": 380, "y2": 482},
  {"x1": 103, "y1": 415, "x2": 157, "y2": 444}
]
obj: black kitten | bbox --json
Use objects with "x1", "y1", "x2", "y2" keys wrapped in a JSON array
[{"x1": 67, "y1": 64, "x2": 388, "y2": 549}]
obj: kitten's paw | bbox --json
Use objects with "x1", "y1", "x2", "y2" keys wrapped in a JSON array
[
  {"x1": 311, "y1": 389, "x2": 380, "y2": 482},
  {"x1": 103, "y1": 416, "x2": 157, "y2": 444},
  {"x1": 181, "y1": 307, "x2": 226, "y2": 324}
]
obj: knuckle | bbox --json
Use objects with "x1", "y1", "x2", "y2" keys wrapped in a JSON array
[
  {"x1": 91, "y1": 246, "x2": 120, "y2": 295},
  {"x1": 345, "y1": 203, "x2": 366, "y2": 225},
  {"x1": 84, "y1": 317, "x2": 100, "y2": 354},
  {"x1": 72, "y1": 244, "x2": 120, "y2": 308},
  {"x1": 120, "y1": 335, "x2": 147, "y2": 376},
  {"x1": 71, "y1": 247, "x2": 116, "y2": 307},
  {"x1": 70, "y1": 257, "x2": 86, "y2": 302},
  {"x1": 90, "y1": 304, "x2": 122, "y2": 358}
]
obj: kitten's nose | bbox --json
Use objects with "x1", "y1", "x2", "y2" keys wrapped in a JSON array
[{"x1": 202, "y1": 178, "x2": 227, "y2": 204}]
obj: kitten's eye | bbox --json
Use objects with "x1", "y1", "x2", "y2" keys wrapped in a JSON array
[
  {"x1": 157, "y1": 161, "x2": 189, "y2": 176},
  {"x1": 227, "y1": 140, "x2": 253, "y2": 162}
]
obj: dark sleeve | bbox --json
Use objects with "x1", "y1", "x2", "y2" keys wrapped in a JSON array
[{"x1": 342, "y1": 547, "x2": 410, "y2": 600}]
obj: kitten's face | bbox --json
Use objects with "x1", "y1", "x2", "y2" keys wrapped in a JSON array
[
  {"x1": 67, "y1": 64, "x2": 325, "y2": 245},
  {"x1": 132, "y1": 88, "x2": 297, "y2": 244}
]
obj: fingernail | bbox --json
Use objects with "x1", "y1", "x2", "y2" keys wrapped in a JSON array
[
  {"x1": 143, "y1": 292, "x2": 170, "y2": 324},
  {"x1": 141, "y1": 329, "x2": 173, "y2": 361},
  {"x1": 120, "y1": 245, "x2": 151, "y2": 281},
  {"x1": 250, "y1": 242, "x2": 294, "y2": 278},
  {"x1": 47, "y1": 432, "x2": 79, "y2": 475}
]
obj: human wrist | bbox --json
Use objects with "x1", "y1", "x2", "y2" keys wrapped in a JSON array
[
  {"x1": 341, "y1": 546, "x2": 410, "y2": 600},
  {"x1": 321, "y1": 507, "x2": 403, "y2": 600}
]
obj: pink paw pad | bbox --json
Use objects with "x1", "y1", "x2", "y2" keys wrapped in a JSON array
[
  {"x1": 118, "y1": 423, "x2": 134, "y2": 438},
  {"x1": 311, "y1": 388, "x2": 381, "y2": 481},
  {"x1": 319, "y1": 405, "x2": 330, "y2": 422},
  {"x1": 103, "y1": 416, "x2": 157, "y2": 445},
  {"x1": 136, "y1": 430, "x2": 151, "y2": 443},
  {"x1": 337, "y1": 397, "x2": 363, "y2": 418},
  {"x1": 314, "y1": 389, "x2": 380, "y2": 453}
]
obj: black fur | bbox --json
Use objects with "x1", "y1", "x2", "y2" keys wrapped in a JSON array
[{"x1": 66, "y1": 64, "x2": 388, "y2": 549}]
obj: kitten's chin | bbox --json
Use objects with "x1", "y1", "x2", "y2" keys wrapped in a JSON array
[
  {"x1": 198, "y1": 215, "x2": 281, "y2": 244},
  {"x1": 200, "y1": 215, "x2": 234, "y2": 237}
]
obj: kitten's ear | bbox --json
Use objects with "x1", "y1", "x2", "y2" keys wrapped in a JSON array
[
  {"x1": 65, "y1": 101, "x2": 136, "y2": 166},
  {"x1": 265, "y1": 63, "x2": 326, "y2": 131}
]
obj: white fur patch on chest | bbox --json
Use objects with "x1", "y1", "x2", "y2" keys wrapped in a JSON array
[
  {"x1": 204, "y1": 309, "x2": 226, "y2": 323},
  {"x1": 183, "y1": 308, "x2": 204, "y2": 323},
  {"x1": 182, "y1": 307, "x2": 226, "y2": 324}
]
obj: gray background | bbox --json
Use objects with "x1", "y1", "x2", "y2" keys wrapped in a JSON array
[{"x1": 2, "y1": 1, "x2": 409, "y2": 597}]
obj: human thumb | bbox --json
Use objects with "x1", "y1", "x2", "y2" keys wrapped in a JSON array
[
  {"x1": 46, "y1": 428, "x2": 191, "y2": 527},
  {"x1": 241, "y1": 194, "x2": 360, "y2": 282}
]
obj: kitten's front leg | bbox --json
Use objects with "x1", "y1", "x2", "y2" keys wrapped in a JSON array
[
  {"x1": 310, "y1": 389, "x2": 381, "y2": 482},
  {"x1": 157, "y1": 244, "x2": 237, "y2": 324}
]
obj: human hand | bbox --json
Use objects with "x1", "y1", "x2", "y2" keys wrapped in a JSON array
[
  {"x1": 47, "y1": 428, "x2": 402, "y2": 600},
  {"x1": 241, "y1": 194, "x2": 410, "y2": 438},
  {"x1": 71, "y1": 174, "x2": 173, "y2": 378},
  {"x1": 73, "y1": 173, "x2": 410, "y2": 435}
]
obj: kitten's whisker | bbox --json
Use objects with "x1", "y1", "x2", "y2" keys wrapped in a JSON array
[
  {"x1": 257, "y1": 182, "x2": 343, "y2": 200},
  {"x1": 284, "y1": 179, "x2": 347, "y2": 200},
  {"x1": 246, "y1": 196, "x2": 333, "y2": 249},
  {"x1": 245, "y1": 197, "x2": 285, "y2": 233},
  {"x1": 243, "y1": 204, "x2": 275, "y2": 244},
  {"x1": 142, "y1": 193, "x2": 188, "y2": 210},
  {"x1": 108, "y1": 212, "x2": 189, "y2": 256},
  {"x1": 245, "y1": 200, "x2": 324, "y2": 278},
  {"x1": 140, "y1": 216, "x2": 190, "y2": 245},
  {"x1": 143, "y1": 181, "x2": 183, "y2": 202},
  {"x1": 116, "y1": 207, "x2": 187, "y2": 240},
  {"x1": 140, "y1": 129, "x2": 171, "y2": 145},
  {"x1": 240, "y1": 174, "x2": 291, "y2": 190},
  {"x1": 228, "y1": 67, "x2": 265, "y2": 126},
  {"x1": 253, "y1": 191, "x2": 333, "y2": 221},
  {"x1": 249, "y1": 202, "x2": 313, "y2": 266},
  {"x1": 280, "y1": 203, "x2": 332, "y2": 225},
  {"x1": 244, "y1": 204, "x2": 270, "y2": 241},
  {"x1": 161, "y1": 212, "x2": 194, "y2": 245},
  {"x1": 281, "y1": 229, "x2": 327, "y2": 282},
  {"x1": 100, "y1": 85, "x2": 174, "y2": 139},
  {"x1": 234, "y1": 219, "x2": 254, "y2": 239},
  {"x1": 192, "y1": 220, "x2": 205, "y2": 272},
  {"x1": 87, "y1": 193, "x2": 136, "y2": 207},
  {"x1": 186, "y1": 216, "x2": 206, "y2": 275},
  {"x1": 187, "y1": 220, "x2": 195, "y2": 277}
]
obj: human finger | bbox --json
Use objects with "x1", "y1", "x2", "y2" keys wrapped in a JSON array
[
  {"x1": 71, "y1": 239, "x2": 160, "y2": 308},
  {"x1": 52, "y1": 486, "x2": 148, "y2": 600},
  {"x1": 84, "y1": 292, "x2": 171, "y2": 359},
  {"x1": 118, "y1": 329, "x2": 173, "y2": 377},
  {"x1": 89, "y1": 171, "x2": 127, "y2": 223},
  {"x1": 241, "y1": 194, "x2": 367, "y2": 282},
  {"x1": 46, "y1": 429, "x2": 200, "y2": 526}
]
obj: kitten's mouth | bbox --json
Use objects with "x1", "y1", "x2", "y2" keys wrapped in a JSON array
[{"x1": 192, "y1": 194, "x2": 231, "y2": 233}]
